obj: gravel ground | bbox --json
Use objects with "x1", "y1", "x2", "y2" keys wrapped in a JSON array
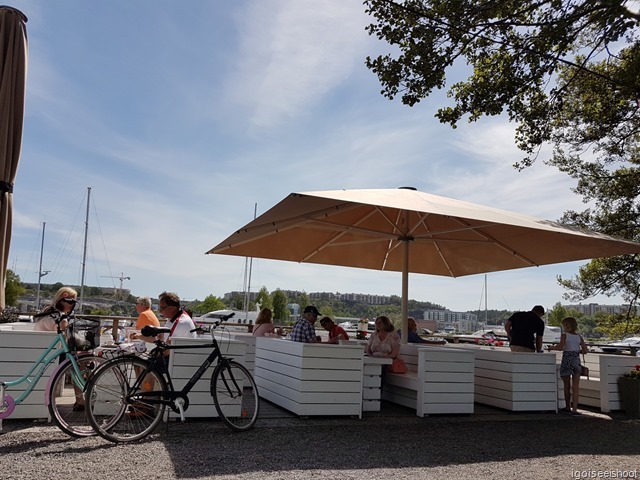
[{"x1": 1, "y1": 407, "x2": 640, "y2": 480}]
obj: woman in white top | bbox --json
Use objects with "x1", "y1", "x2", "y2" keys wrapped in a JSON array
[
  {"x1": 33, "y1": 286, "x2": 77, "y2": 332},
  {"x1": 548, "y1": 316, "x2": 588, "y2": 415},
  {"x1": 252, "y1": 308, "x2": 275, "y2": 337}
]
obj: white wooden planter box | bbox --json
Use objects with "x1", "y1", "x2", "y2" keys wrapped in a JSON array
[
  {"x1": 0, "y1": 329, "x2": 55, "y2": 419},
  {"x1": 554, "y1": 351, "x2": 639, "y2": 412},
  {"x1": 382, "y1": 344, "x2": 475, "y2": 416},
  {"x1": 448, "y1": 344, "x2": 557, "y2": 411},
  {"x1": 254, "y1": 337, "x2": 364, "y2": 418},
  {"x1": 168, "y1": 336, "x2": 246, "y2": 419}
]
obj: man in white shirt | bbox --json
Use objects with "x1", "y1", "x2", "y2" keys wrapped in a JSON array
[{"x1": 158, "y1": 291, "x2": 196, "y2": 340}]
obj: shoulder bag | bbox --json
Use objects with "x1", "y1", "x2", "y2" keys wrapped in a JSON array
[
  {"x1": 581, "y1": 352, "x2": 589, "y2": 379},
  {"x1": 388, "y1": 357, "x2": 407, "y2": 374}
]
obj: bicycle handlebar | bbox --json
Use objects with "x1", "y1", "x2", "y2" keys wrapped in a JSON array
[{"x1": 140, "y1": 312, "x2": 236, "y2": 339}]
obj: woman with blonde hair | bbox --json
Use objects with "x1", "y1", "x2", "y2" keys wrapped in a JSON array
[
  {"x1": 252, "y1": 308, "x2": 275, "y2": 337},
  {"x1": 548, "y1": 316, "x2": 588, "y2": 415},
  {"x1": 33, "y1": 286, "x2": 78, "y2": 332}
]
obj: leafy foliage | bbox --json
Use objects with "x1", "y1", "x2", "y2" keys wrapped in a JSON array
[
  {"x1": 4, "y1": 269, "x2": 25, "y2": 306},
  {"x1": 271, "y1": 289, "x2": 289, "y2": 322},
  {"x1": 365, "y1": 0, "x2": 640, "y2": 327},
  {"x1": 192, "y1": 294, "x2": 226, "y2": 315}
]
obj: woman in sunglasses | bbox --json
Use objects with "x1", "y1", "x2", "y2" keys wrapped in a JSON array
[{"x1": 33, "y1": 286, "x2": 78, "y2": 332}]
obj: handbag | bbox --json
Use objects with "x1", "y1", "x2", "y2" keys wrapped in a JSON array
[
  {"x1": 581, "y1": 353, "x2": 589, "y2": 379},
  {"x1": 388, "y1": 357, "x2": 407, "y2": 374}
]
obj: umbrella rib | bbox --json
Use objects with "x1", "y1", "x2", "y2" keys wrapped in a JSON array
[
  {"x1": 300, "y1": 208, "x2": 381, "y2": 262},
  {"x1": 411, "y1": 212, "x2": 455, "y2": 276},
  {"x1": 411, "y1": 218, "x2": 539, "y2": 267}
]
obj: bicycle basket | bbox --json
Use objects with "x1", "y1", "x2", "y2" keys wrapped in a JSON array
[{"x1": 66, "y1": 318, "x2": 101, "y2": 351}]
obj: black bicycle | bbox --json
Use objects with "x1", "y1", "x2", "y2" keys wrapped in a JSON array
[{"x1": 84, "y1": 313, "x2": 259, "y2": 442}]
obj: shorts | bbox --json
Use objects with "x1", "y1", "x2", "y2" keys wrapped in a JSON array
[{"x1": 560, "y1": 351, "x2": 581, "y2": 377}]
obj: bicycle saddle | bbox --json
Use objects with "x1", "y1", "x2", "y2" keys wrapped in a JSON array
[{"x1": 141, "y1": 325, "x2": 171, "y2": 337}]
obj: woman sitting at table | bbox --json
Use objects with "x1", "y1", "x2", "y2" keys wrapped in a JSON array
[
  {"x1": 366, "y1": 315, "x2": 400, "y2": 358},
  {"x1": 252, "y1": 308, "x2": 276, "y2": 337}
]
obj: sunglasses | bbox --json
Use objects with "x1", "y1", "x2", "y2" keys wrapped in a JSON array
[{"x1": 62, "y1": 298, "x2": 77, "y2": 304}]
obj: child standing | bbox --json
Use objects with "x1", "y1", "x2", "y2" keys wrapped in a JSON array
[{"x1": 548, "y1": 317, "x2": 588, "y2": 415}]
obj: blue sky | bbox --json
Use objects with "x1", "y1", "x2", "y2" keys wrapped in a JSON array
[{"x1": 6, "y1": 1, "x2": 626, "y2": 312}]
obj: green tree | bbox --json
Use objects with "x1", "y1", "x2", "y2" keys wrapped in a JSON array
[
  {"x1": 547, "y1": 303, "x2": 568, "y2": 327},
  {"x1": 4, "y1": 269, "x2": 25, "y2": 307},
  {"x1": 255, "y1": 286, "x2": 272, "y2": 310},
  {"x1": 296, "y1": 292, "x2": 310, "y2": 310},
  {"x1": 271, "y1": 289, "x2": 289, "y2": 323},
  {"x1": 365, "y1": 0, "x2": 640, "y2": 320},
  {"x1": 193, "y1": 294, "x2": 226, "y2": 315}
]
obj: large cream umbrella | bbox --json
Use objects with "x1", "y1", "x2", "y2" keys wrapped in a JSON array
[
  {"x1": 207, "y1": 187, "x2": 640, "y2": 342},
  {"x1": 0, "y1": 6, "x2": 27, "y2": 310}
]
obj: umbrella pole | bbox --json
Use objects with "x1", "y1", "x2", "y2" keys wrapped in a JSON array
[{"x1": 401, "y1": 237, "x2": 409, "y2": 344}]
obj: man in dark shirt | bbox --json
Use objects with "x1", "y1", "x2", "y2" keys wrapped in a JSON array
[{"x1": 505, "y1": 305, "x2": 545, "y2": 352}]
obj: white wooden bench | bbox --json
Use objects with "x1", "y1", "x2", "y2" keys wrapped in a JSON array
[
  {"x1": 554, "y1": 352, "x2": 639, "y2": 412},
  {"x1": 0, "y1": 328, "x2": 55, "y2": 419},
  {"x1": 254, "y1": 337, "x2": 364, "y2": 418},
  {"x1": 168, "y1": 336, "x2": 246, "y2": 419},
  {"x1": 381, "y1": 344, "x2": 475, "y2": 416},
  {"x1": 447, "y1": 344, "x2": 558, "y2": 411}
]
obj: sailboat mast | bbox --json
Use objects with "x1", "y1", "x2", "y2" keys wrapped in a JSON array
[
  {"x1": 79, "y1": 186, "x2": 91, "y2": 309},
  {"x1": 484, "y1": 274, "x2": 488, "y2": 324},
  {"x1": 243, "y1": 203, "x2": 257, "y2": 319},
  {"x1": 35, "y1": 222, "x2": 46, "y2": 310}
]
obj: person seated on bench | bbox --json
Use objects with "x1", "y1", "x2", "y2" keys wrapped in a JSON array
[
  {"x1": 366, "y1": 316, "x2": 400, "y2": 359},
  {"x1": 253, "y1": 308, "x2": 276, "y2": 337},
  {"x1": 319, "y1": 316, "x2": 349, "y2": 344},
  {"x1": 291, "y1": 305, "x2": 322, "y2": 343},
  {"x1": 397, "y1": 317, "x2": 427, "y2": 343}
]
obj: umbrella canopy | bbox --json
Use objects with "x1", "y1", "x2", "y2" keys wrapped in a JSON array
[
  {"x1": 0, "y1": 7, "x2": 27, "y2": 310},
  {"x1": 207, "y1": 188, "x2": 640, "y2": 341}
]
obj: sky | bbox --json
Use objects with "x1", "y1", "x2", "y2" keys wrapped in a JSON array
[{"x1": 5, "y1": 0, "x2": 629, "y2": 313}]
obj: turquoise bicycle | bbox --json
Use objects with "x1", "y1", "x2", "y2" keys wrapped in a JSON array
[{"x1": 0, "y1": 311, "x2": 104, "y2": 437}]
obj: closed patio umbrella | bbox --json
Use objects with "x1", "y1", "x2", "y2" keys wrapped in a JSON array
[
  {"x1": 0, "y1": 6, "x2": 27, "y2": 310},
  {"x1": 207, "y1": 187, "x2": 640, "y2": 342}
]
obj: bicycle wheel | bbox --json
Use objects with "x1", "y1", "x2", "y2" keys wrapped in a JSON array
[
  {"x1": 85, "y1": 356, "x2": 166, "y2": 443},
  {"x1": 48, "y1": 354, "x2": 105, "y2": 437},
  {"x1": 211, "y1": 360, "x2": 259, "y2": 431}
]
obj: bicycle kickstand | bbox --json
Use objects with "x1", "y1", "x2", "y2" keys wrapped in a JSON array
[{"x1": 175, "y1": 397, "x2": 186, "y2": 422}]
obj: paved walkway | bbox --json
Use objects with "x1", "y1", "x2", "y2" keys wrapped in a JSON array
[{"x1": 2, "y1": 402, "x2": 640, "y2": 480}]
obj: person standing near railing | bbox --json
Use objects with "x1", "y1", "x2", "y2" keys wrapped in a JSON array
[
  {"x1": 505, "y1": 305, "x2": 545, "y2": 353},
  {"x1": 548, "y1": 316, "x2": 588, "y2": 415}
]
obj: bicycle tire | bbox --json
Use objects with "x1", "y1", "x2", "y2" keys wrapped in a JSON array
[
  {"x1": 211, "y1": 360, "x2": 259, "y2": 431},
  {"x1": 48, "y1": 354, "x2": 105, "y2": 437},
  {"x1": 85, "y1": 356, "x2": 166, "y2": 443}
]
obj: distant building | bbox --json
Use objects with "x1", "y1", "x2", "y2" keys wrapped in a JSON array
[
  {"x1": 310, "y1": 291, "x2": 392, "y2": 305},
  {"x1": 423, "y1": 309, "x2": 478, "y2": 332},
  {"x1": 564, "y1": 303, "x2": 639, "y2": 316}
]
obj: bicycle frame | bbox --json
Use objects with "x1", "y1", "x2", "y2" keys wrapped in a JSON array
[
  {"x1": 0, "y1": 330, "x2": 86, "y2": 415},
  {"x1": 134, "y1": 341, "x2": 228, "y2": 409}
]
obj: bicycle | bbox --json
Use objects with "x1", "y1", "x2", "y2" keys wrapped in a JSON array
[
  {"x1": 84, "y1": 312, "x2": 259, "y2": 443},
  {"x1": 0, "y1": 310, "x2": 105, "y2": 437}
]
